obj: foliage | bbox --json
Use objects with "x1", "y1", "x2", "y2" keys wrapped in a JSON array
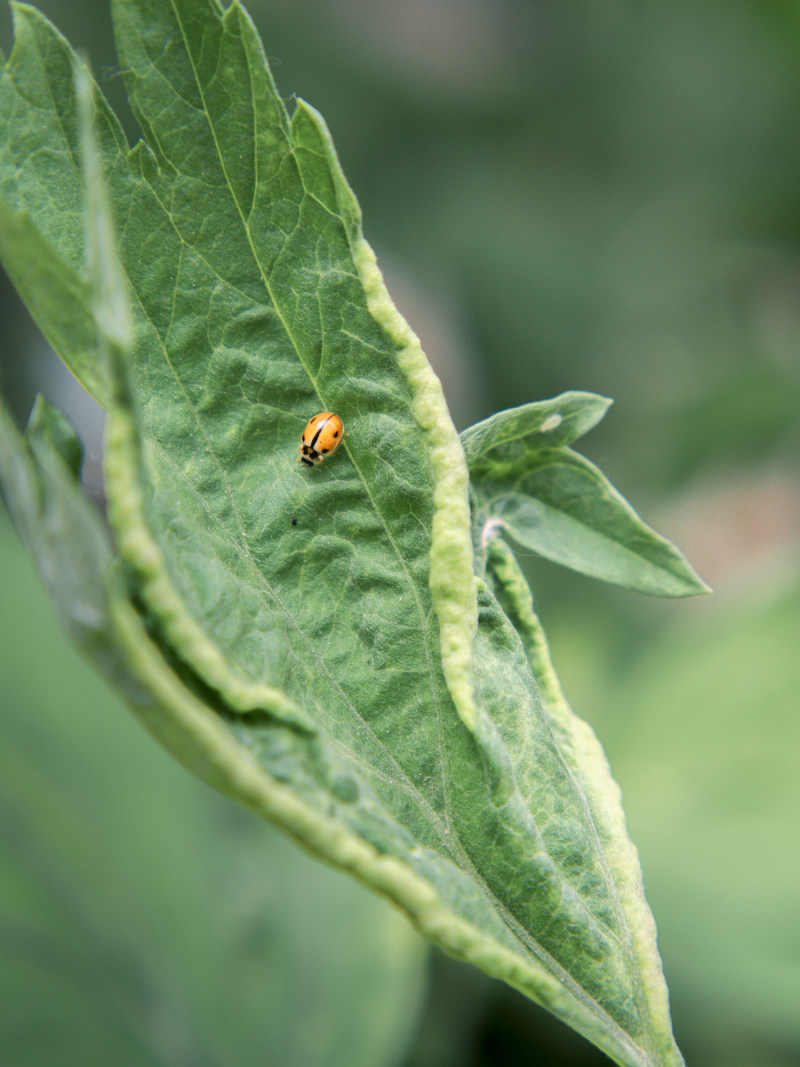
[{"x1": 0, "y1": 2, "x2": 707, "y2": 1063}]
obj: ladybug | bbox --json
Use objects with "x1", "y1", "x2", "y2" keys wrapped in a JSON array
[{"x1": 299, "y1": 412, "x2": 345, "y2": 467}]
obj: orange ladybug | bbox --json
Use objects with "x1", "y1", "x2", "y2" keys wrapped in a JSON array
[{"x1": 299, "y1": 412, "x2": 345, "y2": 467}]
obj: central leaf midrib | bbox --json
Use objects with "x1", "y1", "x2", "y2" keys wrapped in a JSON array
[{"x1": 163, "y1": 0, "x2": 455, "y2": 836}]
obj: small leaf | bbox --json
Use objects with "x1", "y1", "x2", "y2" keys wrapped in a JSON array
[
  {"x1": 0, "y1": 398, "x2": 112, "y2": 659},
  {"x1": 0, "y1": 201, "x2": 102, "y2": 402},
  {"x1": 468, "y1": 425, "x2": 710, "y2": 598},
  {"x1": 462, "y1": 390, "x2": 613, "y2": 465},
  {"x1": 0, "y1": 2, "x2": 130, "y2": 403},
  {"x1": 25, "y1": 393, "x2": 84, "y2": 477}
]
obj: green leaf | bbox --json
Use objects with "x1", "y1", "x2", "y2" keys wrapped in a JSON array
[
  {"x1": 464, "y1": 394, "x2": 710, "y2": 597},
  {"x1": 0, "y1": 4, "x2": 687, "y2": 1064},
  {"x1": 0, "y1": 3, "x2": 130, "y2": 403},
  {"x1": 26, "y1": 392, "x2": 84, "y2": 477},
  {"x1": 462, "y1": 390, "x2": 613, "y2": 464},
  {"x1": 0, "y1": 201, "x2": 103, "y2": 402},
  {"x1": 0, "y1": 397, "x2": 114, "y2": 665}
]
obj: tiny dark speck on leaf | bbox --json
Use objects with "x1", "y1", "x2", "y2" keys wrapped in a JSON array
[{"x1": 291, "y1": 518, "x2": 298, "y2": 526}]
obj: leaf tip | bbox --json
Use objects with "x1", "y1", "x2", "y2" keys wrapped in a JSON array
[
  {"x1": 73, "y1": 54, "x2": 133, "y2": 357},
  {"x1": 25, "y1": 394, "x2": 84, "y2": 478},
  {"x1": 681, "y1": 571, "x2": 714, "y2": 597},
  {"x1": 8, "y1": 1, "x2": 50, "y2": 41}
]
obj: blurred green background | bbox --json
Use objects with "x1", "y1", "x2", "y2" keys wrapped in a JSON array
[{"x1": 1, "y1": 0, "x2": 799, "y2": 1064}]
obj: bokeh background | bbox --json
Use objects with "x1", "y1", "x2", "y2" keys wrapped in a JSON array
[{"x1": 2, "y1": 1, "x2": 799, "y2": 1064}]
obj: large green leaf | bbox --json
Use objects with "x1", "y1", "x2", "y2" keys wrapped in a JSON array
[{"x1": 0, "y1": 3, "x2": 686, "y2": 1063}]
